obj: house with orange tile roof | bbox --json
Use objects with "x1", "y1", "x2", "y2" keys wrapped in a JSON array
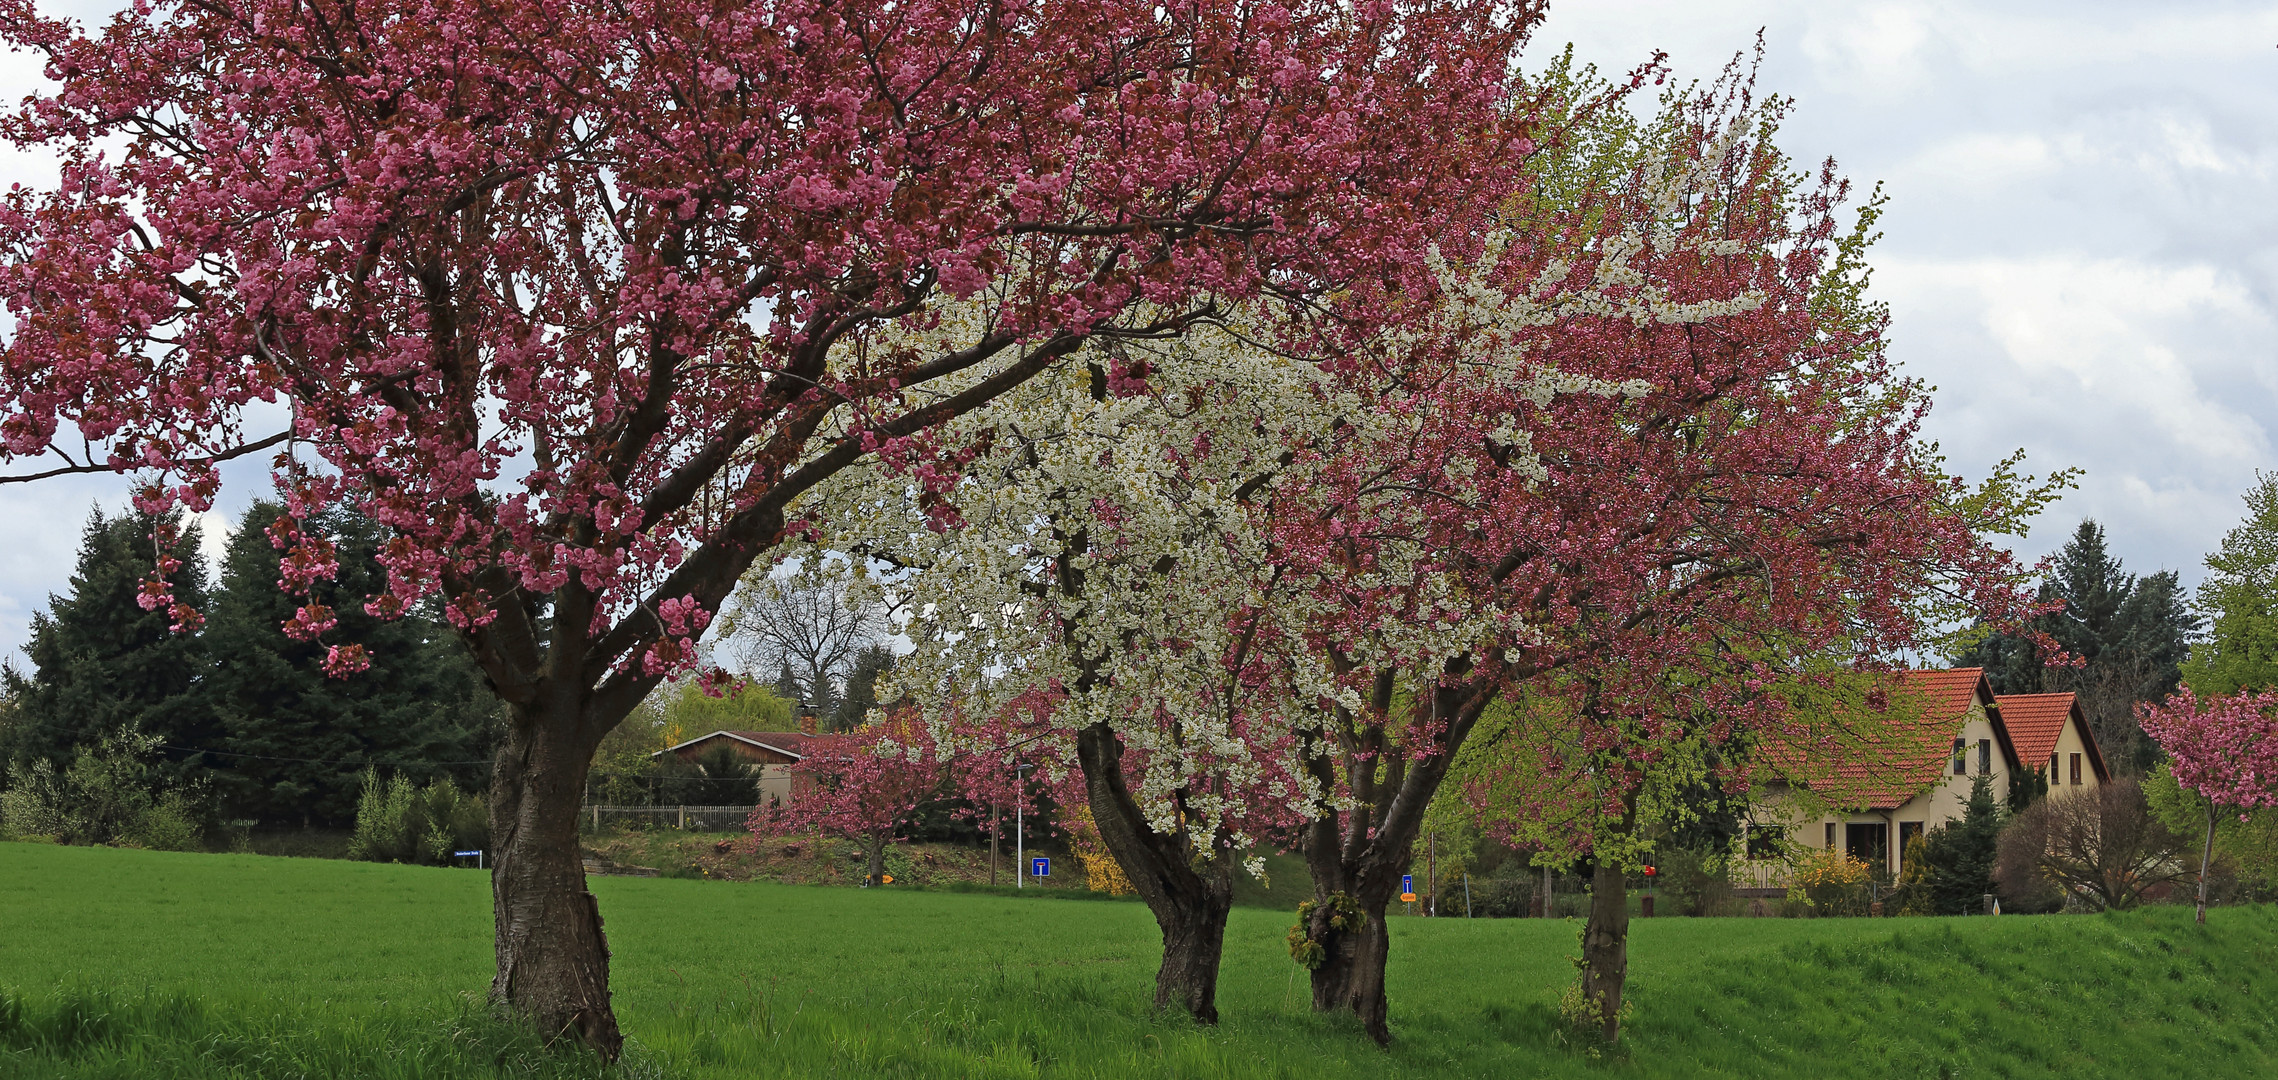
[
  {"x1": 1746, "y1": 668, "x2": 2054, "y2": 884},
  {"x1": 1994, "y1": 691, "x2": 2109, "y2": 795}
]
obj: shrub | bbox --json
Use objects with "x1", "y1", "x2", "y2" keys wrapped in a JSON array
[
  {"x1": 0, "y1": 728, "x2": 206, "y2": 849},
  {"x1": 1996, "y1": 776, "x2": 2193, "y2": 912},
  {"x1": 1787, "y1": 849, "x2": 1871, "y2": 915},
  {"x1": 346, "y1": 769, "x2": 487, "y2": 865},
  {"x1": 1652, "y1": 844, "x2": 1735, "y2": 917}
]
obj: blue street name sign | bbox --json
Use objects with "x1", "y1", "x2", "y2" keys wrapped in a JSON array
[
  {"x1": 453, "y1": 851, "x2": 482, "y2": 858},
  {"x1": 1032, "y1": 857, "x2": 1050, "y2": 877}
]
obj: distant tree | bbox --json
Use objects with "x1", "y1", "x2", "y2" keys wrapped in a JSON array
[
  {"x1": 1953, "y1": 520, "x2": 2198, "y2": 772},
  {"x1": 2144, "y1": 762, "x2": 2278, "y2": 901},
  {"x1": 2181, "y1": 472, "x2": 2278, "y2": 696},
  {"x1": 750, "y1": 713, "x2": 950, "y2": 886},
  {"x1": 830, "y1": 645, "x2": 898, "y2": 732},
  {"x1": 720, "y1": 563, "x2": 892, "y2": 717},
  {"x1": 1995, "y1": 777, "x2": 2192, "y2": 912},
  {"x1": 203, "y1": 501, "x2": 498, "y2": 827},
  {"x1": 645, "y1": 679, "x2": 794, "y2": 747},
  {"x1": 1915, "y1": 775, "x2": 2004, "y2": 915},
  {"x1": 2, "y1": 508, "x2": 214, "y2": 781},
  {"x1": 2137, "y1": 686, "x2": 2278, "y2": 922}
]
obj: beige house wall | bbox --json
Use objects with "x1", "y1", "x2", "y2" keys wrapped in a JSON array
[
  {"x1": 2041, "y1": 717, "x2": 2102, "y2": 794},
  {"x1": 1751, "y1": 700, "x2": 2013, "y2": 879},
  {"x1": 758, "y1": 764, "x2": 795, "y2": 808}
]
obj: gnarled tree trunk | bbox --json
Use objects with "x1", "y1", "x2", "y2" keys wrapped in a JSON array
[
  {"x1": 1303, "y1": 881, "x2": 1396, "y2": 1041},
  {"x1": 488, "y1": 698, "x2": 619, "y2": 1057},
  {"x1": 1075, "y1": 721, "x2": 1235, "y2": 1022},
  {"x1": 1295, "y1": 662, "x2": 1502, "y2": 1045},
  {"x1": 1578, "y1": 861, "x2": 1630, "y2": 1044}
]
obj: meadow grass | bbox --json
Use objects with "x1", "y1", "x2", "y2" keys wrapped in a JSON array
[{"x1": 1, "y1": 840, "x2": 2272, "y2": 1078}]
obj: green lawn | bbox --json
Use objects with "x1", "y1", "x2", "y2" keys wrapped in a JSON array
[{"x1": 1, "y1": 841, "x2": 2273, "y2": 1078}]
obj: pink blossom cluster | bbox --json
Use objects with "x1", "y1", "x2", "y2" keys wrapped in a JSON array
[
  {"x1": 0, "y1": 0, "x2": 1525, "y2": 705},
  {"x1": 2139, "y1": 687, "x2": 2278, "y2": 817}
]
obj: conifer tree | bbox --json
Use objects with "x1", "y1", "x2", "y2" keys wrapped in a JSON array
[
  {"x1": 2, "y1": 507, "x2": 214, "y2": 780},
  {"x1": 1954, "y1": 519, "x2": 2199, "y2": 771},
  {"x1": 1921, "y1": 775, "x2": 2004, "y2": 915},
  {"x1": 202, "y1": 501, "x2": 498, "y2": 827}
]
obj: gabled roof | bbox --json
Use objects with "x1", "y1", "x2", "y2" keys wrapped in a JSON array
[
  {"x1": 1993, "y1": 692, "x2": 2111, "y2": 782},
  {"x1": 1772, "y1": 668, "x2": 2023, "y2": 811},
  {"x1": 651, "y1": 730, "x2": 812, "y2": 761}
]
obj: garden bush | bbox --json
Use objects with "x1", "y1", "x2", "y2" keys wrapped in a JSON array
[{"x1": 346, "y1": 769, "x2": 487, "y2": 865}]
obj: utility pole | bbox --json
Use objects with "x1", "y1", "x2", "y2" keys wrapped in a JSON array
[
  {"x1": 1015, "y1": 762, "x2": 1032, "y2": 889},
  {"x1": 1426, "y1": 831, "x2": 1437, "y2": 917}
]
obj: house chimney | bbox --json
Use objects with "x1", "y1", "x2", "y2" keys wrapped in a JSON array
[{"x1": 798, "y1": 701, "x2": 818, "y2": 736}]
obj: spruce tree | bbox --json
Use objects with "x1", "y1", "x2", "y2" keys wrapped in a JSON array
[
  {"x1": 2, "y1": 507, "x2": 215, "y2": 780},
  {"x1": 1951, "y1": 519, "x2": 2199, "y2": 771},
  {"x1": 202, "y1": 501, "x2": 498, "y2": 827},
  {"x1": 1922, "y1": 775, "x2": 2004, "y2": 915}
]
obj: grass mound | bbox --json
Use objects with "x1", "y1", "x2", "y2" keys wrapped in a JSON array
[{"x1": 2, "y1": 842, "x2": 2273, "y2": 1078}]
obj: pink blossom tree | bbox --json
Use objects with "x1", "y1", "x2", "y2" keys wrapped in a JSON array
[
  {"x1": 2138, "y1": 686, "x2": 2278, "y2": 923},
  {"x1": 752, "y1": 711, "x2": 948, "y2": 886},
  {"x1": 1262, "y1": 68, "x2": 2048, "y2": 1043},
  {"x1": 0, "y1": 0, "x2": 1529, "y2": 1053}
]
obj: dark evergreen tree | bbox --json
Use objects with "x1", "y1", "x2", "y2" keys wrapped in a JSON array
[
  {"x1": 1921, "y1": 775, "x2": 2004, "y2": 915},
  {"x1": 1951, "y1": 519, "x2": 2198, "y2": 772},
  {"x1": 829, "y1": 644, "x2": 897, "y2": 731},
  {"x1": 2, "y1": 507, "x2": 215, "y2": 780},
  {"x1": 202, "y1": 501, "x2": 498, "y2": 827}
]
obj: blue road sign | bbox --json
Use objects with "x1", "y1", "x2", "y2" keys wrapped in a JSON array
[
  {"x1": 453, "y1": 851, "x2": 481, "y2": 858},
  {"x1": 1402, "y1": 874, "x2": 1412, "y2": 893},
  {"x1": 1032, "y1": 857, "x2": 1050, "y2": 877}
]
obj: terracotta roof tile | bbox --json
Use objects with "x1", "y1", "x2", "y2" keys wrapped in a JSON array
[
  {"x1": 1992, "y1": 693, "x2": 2111, "y2": 782},
  {"x1": 1768, "y1": 668, "x2": 2015, "y2": 811},
  {"x1": 1995, "y1": 693, "x2": 2074, "y2": 765}
]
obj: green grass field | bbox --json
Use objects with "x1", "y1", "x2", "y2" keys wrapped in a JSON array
[{"x1": 2, "y1": 841, "x2": 2273, "y2": 1078}]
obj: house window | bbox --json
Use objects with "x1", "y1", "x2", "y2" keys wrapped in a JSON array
[
  {"x1": 1898, "y1": 821, "x2": 1924, "y2": 866},
  {"x1": 1979, "y1": 739, "x2": 1992, "y2": 775},
  {"x1": 1746, "y1": 826, "x2": 1785, "y2": 859},
  {"x1": 1952, "y1": 738, "x2": 1968, "y2": 775},
  {"x1": 2050, "y1": 752, "x2": 2059, "y2": 778},
  {"x1": 2070, "y1": 753, "x2": 2082, "y2": 785},
  {"x1": 1825, "y1": 822, "x2": 1837, "y2": 849},
  {"x1": 1846, "y1": 822, "x2": 1890, "y2": 871}
]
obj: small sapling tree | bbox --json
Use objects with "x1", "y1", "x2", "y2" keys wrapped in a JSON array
[{"x1": 2137, "y1": 686, "x2": 2278, "y2": 923}]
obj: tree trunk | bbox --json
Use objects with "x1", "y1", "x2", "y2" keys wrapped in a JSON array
[
  {"x1": 867, "y1": 834, "x2": 888, "y2": 887},
  {"x1": 1579, "y1": 862, "x2": 1630, "y2": 1044},
  {"x1": 488, "y1": 705, "x2": 621, "y2": 1059},
  {"x1": 1074, "y1": 721, "x2": 1234, "y2": 1023},
  {"x1": 2198, "y1": 801, "x2": 2216, "y2": 925},
  {"x1": 1306, "y1": 891, "x2": 1395, "y2": 1044}
]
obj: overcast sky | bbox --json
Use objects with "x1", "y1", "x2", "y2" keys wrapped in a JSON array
[{"x1": 0, "y1": 1, "x2": 2273, "y2": 660}]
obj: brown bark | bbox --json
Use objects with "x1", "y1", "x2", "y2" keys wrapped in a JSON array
[
  {"x1": 1295, "y1": 662, "x2": 1501, "y2": 1045},
  {"x1": 1579, "y1": 862, "x2": 1630, "y2": 1044},
  {"x1": 488, "y1": 703, "x2": 621, "y2": 1058},
  {"x1": 2199, "y1": 801, "x2": 2216, "y2": 925},
  {"x1": 1306, "y1": 901, "x2": 1393, "y2": 1040},
  {"x1": 1074, "y1": 721, "x2": 1234, "y2": 1023},
  {"x1": 867, "y1": 833, "x2": 889, "y2": 887}
]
